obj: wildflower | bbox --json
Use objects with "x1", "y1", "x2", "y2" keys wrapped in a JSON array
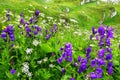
[
  {"x1": 106, "y1": 38, "x2": 111, "y2": 47},
  {"x1": 46, "y1": 34, "x2": 52, "y2": 40},
  {"x1": 69, "y1": 77, "x2": 75, "y2": 80},
  {"x1": 98, "y1": 49, "x2": 105, "y2": 58},
  {"x1": 74, "y1": 62, "x2": 78, "y2": 67},
  {"x1": 27, "y1": 72, "x2": 33, "y2": 77},
  {"x1": 35, "y1": 10, "x2": 40, "y2": 17},
  {"x1": 22, "y1": 62, "x2": 29, "y2": 73},
  {"x1": 90, "y1": 72, "x2": 97, "y2": 79},
  {"x1": 49, "y1": 64, "x2": 54, "y2": 68},
  {"x1": 90, "y1": 59, "x2": 96, "y2": 68},
  {"x1": 37, "y1": 60, "x2": 42, "y2": 64},
  {"x1": 92, "y1": 27, "x2": 97, "y2": 34},
  {"x1": 106, "y1": 27, "x2": 114, "y2": 38},
  {"x1": 26, "y1": 48, "x2": 33, "y2": 54},
  {"x1": 61, "y1": 52, "x2": 66, "y2": 59},
  {"x1": 96, "y1": 67, "x2": 103, "y2": 78},
  {"x1": 1, "y1": 32, "x2": 7, "y2": 38},
  {"x1": 57, "y1": 57, "x2": 63, "y2": 64},
  {"x1": 20, "y1": 12, "x2": 24, "y2": 17},
  {"x1": 86, "y1": 46, "x2": 91, "y2": 59},
  {"x1": 107, "y1": 62, "x2": 113, "y2": 68},
  {"x1": 32, "y1": 40, "x2": 39, "y2": 46},
  {"x1": 78, "y1": 63, "x2": 87, "y2": 73},
  {"x1": 106, "y1": 53, "x2": 112, "y2": 60},
  {"x1": 43, "y1": 57, "x2": 48, "y2": 62},
  {"x1": 106, "y1": 48, "x2": 112, "y2": 53},
  {"x1": 10, "y1": 69, "x2": 16, "y2": 74},
  {"x1": 61, "y1": 68, "x2": 66, "y2": 74},
  {"x1": 20, "y1": 18, "x2": 25, "y2": 24},
  {"x1": 98, "y1": 25, "x2": 105, "y2": 35},
  {"x1": 78, "y1": 56, "x2": 82, "y2": 62},
  {"x1": 60, "y1": 47, "x2": 64, "y2": 51},
  {"x1": 1, "y1": 25, "x2": 15, "y2": 41},
  {"x1": 29, "y1": 17, "x2": 34, "y2": 24},
  {"x1": 97, "y1": 58, "x2": 106, "y2": 66},
  {"x1": 107, "y1": 67, "x2": 113, "y2": 75}
]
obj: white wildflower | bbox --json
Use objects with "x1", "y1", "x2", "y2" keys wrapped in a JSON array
[
  {"x1": 22, "y1": 62, "x2": 29, "y2": 73},
  {"x1": 37, "y1": 60, "x2": 43, "y2": 64},
  {"x1": 32, "y1": 40, "x2": 39, "y2": 46},
  {"x1": 90, "y1": 44, "x2": 95, "y2": 47},
  {"x1": 26, "y1": 48, "x2": 33, "y2": 54},
  {"x1": 27, "y1": 72, "x2": 33, "y2": 77},
  {"x1": 43, "y1": 57, "x2": 48, "y2": 62},
  {"x1": 49, "y1": 64, "x2": 54, "y2": 68}
]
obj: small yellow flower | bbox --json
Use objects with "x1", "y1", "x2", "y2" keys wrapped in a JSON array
[{"x1": 2, "y1": 26, "x2": 6, "y2": 30}]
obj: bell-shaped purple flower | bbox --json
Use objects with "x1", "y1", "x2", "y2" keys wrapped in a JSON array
[
  {"x1": 96, "y1": 67, "x2": 103, "y2": 78},
  {"x1": 92, "y1": 27, "x2": 97, "y2": 34},
  {"x1": 9, "y1": 34, "x2": 15, "y2": 41},
  {"x1": 91, "y1": 59, "x2": 96, "y2": 68},
  {"x1": 106, "y1": 27, "x2": 114, "y2": 38},
  {"x1": 20, "y1": 18, "x2": 25, "y2": 24},
  {"x1": 69, "y1": 77, "x2": 75, "y2": 80},
  {"x1": 62, "y1": 52, "x2": 66, "y2": 59},
  {"x1": 61, "y1": 68, "x2": 66, "y2": 74},
  {"x1": 98, "y1": 39, "x2": 104, "y2": 48},
  {"x1": 107, "y1": 67, "x2": 113, "y2": 75},
  {"x1": 35, "y1": 10, "x2": 40, "y2": 17},
  {"x1": 107, "y1": 62, "x2": 113, "y2": 68},
  {"x1": 78, "y1": 56, "x2": 82, "y2": 62},
  {"x1": 57, "y1": 57, "x2": 63, "y2": 64},
  {"x1": 97, "y1": 58, "x2": 106, "y2": 66},
  {"x1": 46, "y1": 34, "x2": 52, "y2": 40},
  {"x1": 10, "y1": 69, "x2": 16, "y2": 74},
  {"x1": 1, "y1": 32, "x2": 7, "y2": 38},
  {"x1": 106, "y1": 38, "x2": 111, "y2": 47},
  {"x1": 29, "y1": 17, "x2": 34, "y2": 24},
  {"x1": 106, "y1": 48, "x2": 112, "y2": 53},
  {"x1": 86, "y1": 46, "x2": 91, "y2": 59},
  {"x1": 98, "y1": 49, "x2": 105, "y2": 58},
  {"x1": 98, "y1": 25, "x2": 105, "y2": 35},
  {"x1": 106, "y1": 53, "x2": 112, "y2": 60},
  {"x1": 90, "y1": 72, "x2": 97, "y2": 79},
  {"x1": 34, "y1": 30, "x2": 38, "y2": 35},
  {"x1": 78, "y1": 63, "x2": 87, "y2": 73}
]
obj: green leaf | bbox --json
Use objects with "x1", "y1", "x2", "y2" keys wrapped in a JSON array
[{"x1": 40, "y1": 43, "x2": 53, "y2": 53}]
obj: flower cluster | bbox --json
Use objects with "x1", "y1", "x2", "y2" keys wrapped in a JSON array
[
  {"x1": 22, "y1": 62, "x2": 33, "y2": 77},
  {"x1": 57, "y1": 43, "x2": 73, "y2": 64},
  {"x1": 89, "y1": 25, "x2": 114, "y2": 79},
  {"x1": 45, "y1": 24, "x2": 57, "y2": 40},
  {"x1": 1, "y1": 25, "x2": 15, "y2": 42},
  {"x1": 77, "y1": 46, "x2": 92, "y2": 73}
]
